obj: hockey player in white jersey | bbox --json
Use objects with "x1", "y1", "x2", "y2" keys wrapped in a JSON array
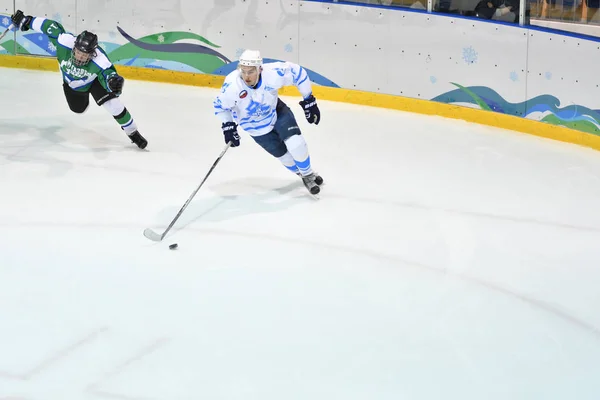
[{"x1": 214, "y1": 50, "x2": 324, "y2": 195}]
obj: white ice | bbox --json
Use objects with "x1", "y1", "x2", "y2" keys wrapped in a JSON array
[{"x1": 1, "y1": 67, "x2": 600, "y2": 400}]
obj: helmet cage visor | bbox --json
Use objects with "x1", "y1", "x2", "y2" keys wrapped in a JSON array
[{"x1": 72, "y1": 47, "x2": 94, "y2": 66}]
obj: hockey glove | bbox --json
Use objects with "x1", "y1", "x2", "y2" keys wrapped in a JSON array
[
  {"x1": 11, "y1": 10, "x2": 33, "y2": 32},
  {"x1": 299, "y1": 94, "x2": 320, "y2": 125},
  {"x1": 222, "y1": 122, "x2": 240, "y2": 147},
  {"x1": 107, "y1": 75, "x2": 125, "y2": 95}
]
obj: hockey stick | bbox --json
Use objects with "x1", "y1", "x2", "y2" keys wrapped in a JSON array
[
  {"x1": 0, "y1": 24, "x2": 14, "y2": 41},
  {"x1": 143, "y1": 141, "x2": 232, "y2": 242}
]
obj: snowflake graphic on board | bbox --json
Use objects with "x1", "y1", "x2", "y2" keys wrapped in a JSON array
[
  {"x1": 22, "y1": 41, "x2": 30, "y2": 49},
  {"x1": 157, "y1": 34, "x2": 165, "y2": 43},
  {"x1": 430, "y1": 76, "x2": 437, "y2": 84},
  {"x1": 509, "y1": 71, "x2": 518, "y2": 82},
  {"x1": 235, "y1": 48, "x2": 245, "y2": 58},
  {"x1": 2, "y1": 17, "x2": 10, "y2": 27},
  {"x1": 545, "y1": 71, "x2": 552, "y2": 80},
  {"x1": 48, "y1": 42, "x2": 56, "y2": 52},
  {"x1": 284, "y1": 43, "x2": 293, "y2": 53},
  {"x1": 462, "y1": 46, "x2": 478, "y2": 65},
  {"x1": 38, "y1": 34, "x2": 44, "y2": 41},
  {"x1": 51, "y1": 13, "x2": 62, "y2": 22}
]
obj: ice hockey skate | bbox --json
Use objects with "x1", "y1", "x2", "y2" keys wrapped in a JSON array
[
  {"x1": 301, "y1": 172, "x2": 321, "y2": 197},
  {"x1": 298, "y1": 171, "x2": 323, "y2": 186},
  {"x1": 128, "y1": 130, "x2": 148, "y2": 149}
]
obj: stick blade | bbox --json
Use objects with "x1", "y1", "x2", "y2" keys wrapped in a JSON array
[{"x1": 143, "y1": 228, "x2": 163, "y2": 242}]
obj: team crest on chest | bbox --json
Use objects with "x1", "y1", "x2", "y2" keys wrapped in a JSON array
[
  {"x1": 239, "y1": 90, "x2": 248, "y2": 99},
  {"x1": 60, "y1": 59, "x2": 93, "y2": 79}
]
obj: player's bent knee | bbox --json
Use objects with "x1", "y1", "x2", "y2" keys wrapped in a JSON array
[
  {"x1": 69, "y1": 104, "x2": 88, "y2": 114},
  {"x1": 252, "y1": 131, "x2": 288, "y2": 158},
  {"x1": 274, "y1": 114, "x2": 301, "y2": 141},
  {"x1": 269, "y1": 147, "x2": 288, "y2": 158},
  {"x1": 284, "y1": 133, "x2": 304, "y2": 147},
  {"x1": 282, "y1": 131, "x2": 301, "y2": 141},
  {"x1": 261, "y1": 142, "x2": 287, "y2": 158},
  {"x1": 96, "y1": 93, "x2": 118, "y2": 107}
]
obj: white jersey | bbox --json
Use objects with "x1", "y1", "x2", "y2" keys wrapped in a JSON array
[{"x1": 214, "y1": 61, "x2": 313, "y2": 137}]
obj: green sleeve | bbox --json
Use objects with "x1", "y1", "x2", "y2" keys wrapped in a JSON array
[{"x1": 29, "y1": 18, "x2": 66, "y2": 47}]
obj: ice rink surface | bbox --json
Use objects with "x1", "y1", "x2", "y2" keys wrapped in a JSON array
[{"x1": 1, "y1": 67, "x2": 600, "y2": 399}]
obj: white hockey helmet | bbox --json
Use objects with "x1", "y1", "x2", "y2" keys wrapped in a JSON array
[{"x1": 238, "y1": 49, "x2": 263, "y2": 67}]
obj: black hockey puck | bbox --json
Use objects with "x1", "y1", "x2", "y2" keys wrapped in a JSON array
[{"x1": 169, "y1": 243, "x2": 178, "y2": 250}]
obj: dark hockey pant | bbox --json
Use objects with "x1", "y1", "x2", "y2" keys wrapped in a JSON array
[
  {"x1": 251, "y1": 99, "x2": 302, "y2": 158},
  {"x1": 62, "y1": 79, "x2": 117, "y2": 114}
]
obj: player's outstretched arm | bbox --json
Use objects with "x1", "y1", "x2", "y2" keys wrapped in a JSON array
[{"x1": 10, "y1": 10, "x2": 66, "y2": 46}]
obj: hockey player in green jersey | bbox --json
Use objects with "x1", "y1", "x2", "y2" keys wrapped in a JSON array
[{"x1": 10, "y1": 10, "x2": 148, "y2": 149}]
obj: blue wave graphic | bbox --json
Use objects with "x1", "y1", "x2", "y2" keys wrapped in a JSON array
[
  {"x1": 524, "y1": 103, "x2": 600, "y2": 125},
  {"x1": 431, "y1": 85, "x2": 527, "y2": 116},
  {"x1": 14, "y1": 33, "x2": 55, "y2": 56},
  {"x1": 432, "y1": 84, "x2": 600, "y2": 134}
]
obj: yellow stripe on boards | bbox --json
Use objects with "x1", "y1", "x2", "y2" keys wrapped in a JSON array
[
  {"x1": 2, "y1": 54, "x2": 600, "y2": 152},
  {"x1": 0, "y1": 53, "x2": 59, "y2": 71}
]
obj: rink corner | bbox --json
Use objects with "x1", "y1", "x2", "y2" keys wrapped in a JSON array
[{"x1": 2, "y1": 54, "x2": 600, "y2": 152}]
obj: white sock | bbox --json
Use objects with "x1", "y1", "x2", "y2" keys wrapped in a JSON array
[
  {"x1": 277, "y1": 152, "x2": 299, "y2": 173},
  {"x1": 103, "y1": 98, "x2": 138, "y2": 135},
  {"x1": 284, "y1": 134, "x2": 313, "y2": 176}
]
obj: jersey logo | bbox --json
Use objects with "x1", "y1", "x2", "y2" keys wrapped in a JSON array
[
  {"x1": 239, "y1": 90, "x2": 248, "y2": 99},
  {"x1": 245, "y1": 99, "x2": 271, "y2": 117},
  {"x1": 273, "y1": 68, "x2": 285, "y2": 77},
  {"x1": 59, "y1": 59, "x2": 94, "y2": 80}
]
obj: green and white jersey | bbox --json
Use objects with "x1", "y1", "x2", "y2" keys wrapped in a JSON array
[{"x1": 29, "y1": 17, "x2": 118, "y2": 92}]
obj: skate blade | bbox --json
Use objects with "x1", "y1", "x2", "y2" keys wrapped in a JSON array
[{"x1": 308, "y1": 191, "x2": 320, "y2": 200}]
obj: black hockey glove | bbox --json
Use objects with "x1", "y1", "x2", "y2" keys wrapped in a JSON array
[
  {"x1": 11, "y1": 10, "x2": 33, "y2": 32},
  {"x1": 107, "y1": 75, "x2": 125, "y2": 95},
  {"x1": 222, "y1": 122, "x2": 240, "y2": 147},
  {"x1": 299, "y1": 94, "x2": 320, "y2": 125}
]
